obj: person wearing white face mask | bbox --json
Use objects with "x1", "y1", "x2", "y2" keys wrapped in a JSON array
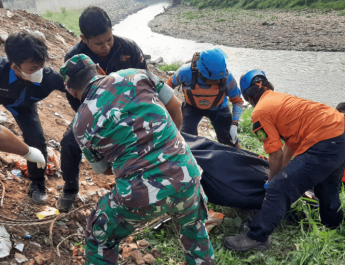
[{"x1": 0, "y1": 31, "x2": 66, "y2": 204}]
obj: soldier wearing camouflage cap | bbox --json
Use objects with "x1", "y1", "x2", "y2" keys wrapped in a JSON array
[{"x1": 60, "y1": 54, "x2": 214, "y2": 265}]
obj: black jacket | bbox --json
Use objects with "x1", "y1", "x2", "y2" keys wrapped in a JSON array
[
  {"x1": 0, "y1": 56, "x2": 65, "y2": 116},
  {"x1": 65, "y1": 35, "x2": 147, "y2": 111}
]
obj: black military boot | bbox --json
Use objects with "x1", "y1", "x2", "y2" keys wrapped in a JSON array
[
  {"x1": 56, "y1": 190, "x2": 78, "y2": 212},
  {"x1": 224, "y1": 233, "x2": 271, "y2": 251},
  {"x1": 28, "y1": 181, "x2": 48, "y2": 204}
]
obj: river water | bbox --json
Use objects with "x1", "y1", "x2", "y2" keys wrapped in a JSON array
[{"x1": 113, "y1": 3, "x2": 345, "y2": 107}]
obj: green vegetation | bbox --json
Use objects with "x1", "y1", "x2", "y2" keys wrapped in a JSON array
[
  {"x1": 238, "y1": 107, "x2": 266, "y2": 155},
  {"x1": 133, "y1": 107, "x2": 345, "y2": 264},
  {"x1": 158, "y1": 61, "x2": 184, "y2": 72},
  {"x1": 182, "y1": 0, "x2": 345, "y2": 10},
  {"x1": 41, "y1": 8, "x2": 83, "y2": 35}
]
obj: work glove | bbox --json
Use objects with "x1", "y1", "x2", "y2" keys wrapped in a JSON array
[
  {"x1": 230, "y1": 124, "x2": 238, "y2": 145},
  {"x1": 23, "y1": 146, "x2": 46, "y2": 169}
]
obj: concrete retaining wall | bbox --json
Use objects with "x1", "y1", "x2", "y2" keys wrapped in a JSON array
[{"x1": 2, "y1": 0, "x2": 110, "y2": 14}]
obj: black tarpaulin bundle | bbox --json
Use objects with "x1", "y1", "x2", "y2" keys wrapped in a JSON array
[{"x1": 183, "y1": 132, "x2": 269, "y2": 210}]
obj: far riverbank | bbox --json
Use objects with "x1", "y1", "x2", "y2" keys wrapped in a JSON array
[{"x1": 149, "y1": 6, "x2": 345, "y2": 52}]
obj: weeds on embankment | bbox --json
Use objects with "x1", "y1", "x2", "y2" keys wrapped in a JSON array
[
  {"x1": 182, "y1": 0, "x2": 345, "y2": 10},
  {"x1": 42, "y1": 8, "x2": 83, "y2": 36},
  {"x1": 159, "y1": 61, "x2": 184, "y2": 72}
]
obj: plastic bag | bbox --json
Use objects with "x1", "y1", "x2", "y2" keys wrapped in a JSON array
[{"x1": 0, "y1": 225, "x2": 12, "y2": 258}]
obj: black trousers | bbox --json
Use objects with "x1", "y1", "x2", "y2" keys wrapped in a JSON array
[
  {"x1": 13, "y1": 104, "x2": 47, "y2": 182},
  {"x1": 181, "y1": 103, "x2": 236, "y2": 146},
  {"x1": 248, "y1": 134, "x2": 345, "y2": 242},
  {"x1": 60, "y1": 123, "x2": 81, "y2": 192}
]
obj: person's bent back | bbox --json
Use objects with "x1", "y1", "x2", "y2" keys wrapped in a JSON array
[{"x1": 60, "y1": 54, "x2": 214, "y2": 265}]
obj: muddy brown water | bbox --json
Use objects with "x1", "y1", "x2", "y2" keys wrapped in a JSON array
[{"x1": 113, "y1": 3, "x2": 345, "y2": 107}]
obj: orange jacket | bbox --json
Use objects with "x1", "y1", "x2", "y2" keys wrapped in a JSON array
[{"x1": 252, "y1": 90, "x2": 344, "y2": 156}]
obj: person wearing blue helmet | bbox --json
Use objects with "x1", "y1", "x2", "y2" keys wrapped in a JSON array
[
  {"x1": 224, "y1": 70, "x2": 345, "y2": 251},
  {"x1": 168, "y1": 48, "x2": 243, "y2": 148}
]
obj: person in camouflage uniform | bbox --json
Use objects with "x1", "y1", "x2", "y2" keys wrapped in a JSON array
[{"x1": 60, "y1": 54, "x2": 215, "y2": 265}]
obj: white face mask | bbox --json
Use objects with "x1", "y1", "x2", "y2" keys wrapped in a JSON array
[{"x1": 17, "y1": 66, "x2": 44, "y2": 83}]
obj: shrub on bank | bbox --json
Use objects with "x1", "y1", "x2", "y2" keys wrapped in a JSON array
[
  {"x1": 159, "y1": 61, "x2": 184, "y2": 72},
  {"x1": 182, "y1": 0, "x2": 345, "y2": 10}
]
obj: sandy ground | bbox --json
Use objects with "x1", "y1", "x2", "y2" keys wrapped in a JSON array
[{"x1": 149, "y1": 6, "x2": 345, "y2": 52}]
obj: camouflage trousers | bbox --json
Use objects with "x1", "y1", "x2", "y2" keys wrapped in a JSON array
[{"x1": 85, "y1": 181, "x2": 214, "y2": 265}]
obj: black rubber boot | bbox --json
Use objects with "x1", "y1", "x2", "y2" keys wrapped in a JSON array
[
  {"x1": 56, "y1": 190, "x2": 78, "y2": 212},
  {"x1": 28, "y1": 181, "x2": 48, "y2": 204},
  {"x1": 224, "y1": 233, "x2": 271, "y2": 251}
]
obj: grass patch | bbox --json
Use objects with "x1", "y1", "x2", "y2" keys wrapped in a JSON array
[
  {"x1": 181, "y1": 0, "x2": 345, "y2": 10},
  {"x1": 215, "y1": 18, "x2": 226, "y2": 22},
  {"x1": 41, "y1": 8, "x2": 83, "y2": 35},
  {"x1": 158, "y1": 61, "x2": 184, "y2": 72}
]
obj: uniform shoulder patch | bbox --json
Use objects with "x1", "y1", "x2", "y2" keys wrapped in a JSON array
[
  {"x1": 255, "y1": 129, "x2": 268, "y2": 142},
  {"x1": 253, "y1": 121, "x2": 268, "y2": 142}
]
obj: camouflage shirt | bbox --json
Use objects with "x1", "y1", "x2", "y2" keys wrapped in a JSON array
[{"x1": 73, "y1": 69, "x2": 200, "y2": 208}]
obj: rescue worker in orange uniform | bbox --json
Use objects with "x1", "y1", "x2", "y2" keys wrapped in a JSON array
[
  {"x1": 168, "y1": 48, "x2": 243, "y2": 147},
  {"x1": 224, "y1": 70, "x2": 345, "y2": 251}
]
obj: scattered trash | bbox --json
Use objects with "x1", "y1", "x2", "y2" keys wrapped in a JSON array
[
  {"x1": 0, "y1": 226, "x2": 12, "y2": 258},
  {"x1": 48, "y1": 104, "x2": 54, "y2": 108},
  {"x1": 37, "y1": 102, "x2": 43, "y2": 106},
  {"x1": 0, "y1": 30, "x2": 8, "y2": 43},
  {"x1": 56, "y1": 185, "x2": 63, "y2": 190},
  {"x1": 205, "y1": 210, "x2": 225, "y2": 233},
  {"x1": 209, "y1": 131, "x2": 217, "y2": 140},
  {"x1": 14, "y1": 253, "x2": 28, "y2": 263},
  {"x1": 55, "y1": 118, "x2": 70, "y2": 127},
  {"x1": 46, "y1": 147, "x2": 61, "y2": 175},
  {"x1": 36, "y1": 206, "x2": 60, "y2": 219},
  {"x1": 6, "y1": 171, "x2": 13, "y2": 180},
  {"x1": 30, "y1": 242, "x2": 41, "y2": 248},
  {"x1": 31, "y1": 30, "x2": 46, "y2": 40},
  {"x1": 80, "y1": 181, "x2": 87, "y2": 186},
  {"x1": 97, "y1": 188, "x2": 109, "y2": 197},
  {"x1": 14, "y1": 243, "x2": 25, "y2": 252},
  {"x1": 54, "y1": 112, "x2": 62, "y2": 118},
  {"x1": 85, "y1": 177, "x2": 92, "y2": 182},
  {"x1": 88, "y1": 182, "x2": 94, "y2": 186},
  {"x1": 24, "y1": 235, "x2": 32, "y2": 240},
  {"x1": 48, "y1": 139, "x2": 60, "y2": 149},
  {"x1": 153, "y1": 217, "x2": 171, "y2": 230},
  {"x1": 167, "y1": 71, "x2": 175, "y2": 76},
  {"x1": 55, "y1": 33, "x2": 66, "y2": 45},
  {"x1": 6, "y1": 11, "x2": 14, "y2": 18}
]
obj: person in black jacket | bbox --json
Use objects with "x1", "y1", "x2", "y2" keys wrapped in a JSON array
[
  {"x1": 0, "y1": 31, "x2": 66, "y2": 203},
  {"x1": 57, "y1": 6, "x2": 148, "y2": 211}
]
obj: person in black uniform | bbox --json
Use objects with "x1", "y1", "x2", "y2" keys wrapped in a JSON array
[
  {"x1": 57, "y1": 6, "x2": 148, "y2": 211},
  {"x1": 0, "y1": 31, "x2": 66, "y2": 203}
]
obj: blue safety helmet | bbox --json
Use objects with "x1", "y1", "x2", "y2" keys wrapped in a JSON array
[
  {"x1": 240, "y1": 69, "x2": 267, "y2": 96},
  {"x1": 197, "y1": 48, "x2": 226, "y2": 80}
]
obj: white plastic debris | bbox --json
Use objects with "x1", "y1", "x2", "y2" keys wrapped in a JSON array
[
  {"x1": 54, "y1": 112, "x2": 62, "y2": 118},
  {"x1": 0, "y1": 111, "x2": 10, "y2": 124},
  {"x1": 36, "y1": 206, "x2": 60, "y2": 219},
  {"x1": 0, "y1": 30, "x2": 8, "y2": 43},
  {"x1": 6, "y1": 11, "x2": 14, "y2": 18},
  {"x1": 0, "y1": 226, "x2": 12, "y2": 258},
  {"x1": 14, "y1": 243, "x2": 25, "y2": 252},
  {"x1": 14, "y1": 253, "x2": 28, "y2": 263},
  {"x1": 32, "y1": 30, "x2": 46, "y2": 40}
]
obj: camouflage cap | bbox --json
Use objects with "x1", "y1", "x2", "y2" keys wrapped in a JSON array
[{"x1": 60, "y1": 54, "x2": 95, "y2": 84}]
